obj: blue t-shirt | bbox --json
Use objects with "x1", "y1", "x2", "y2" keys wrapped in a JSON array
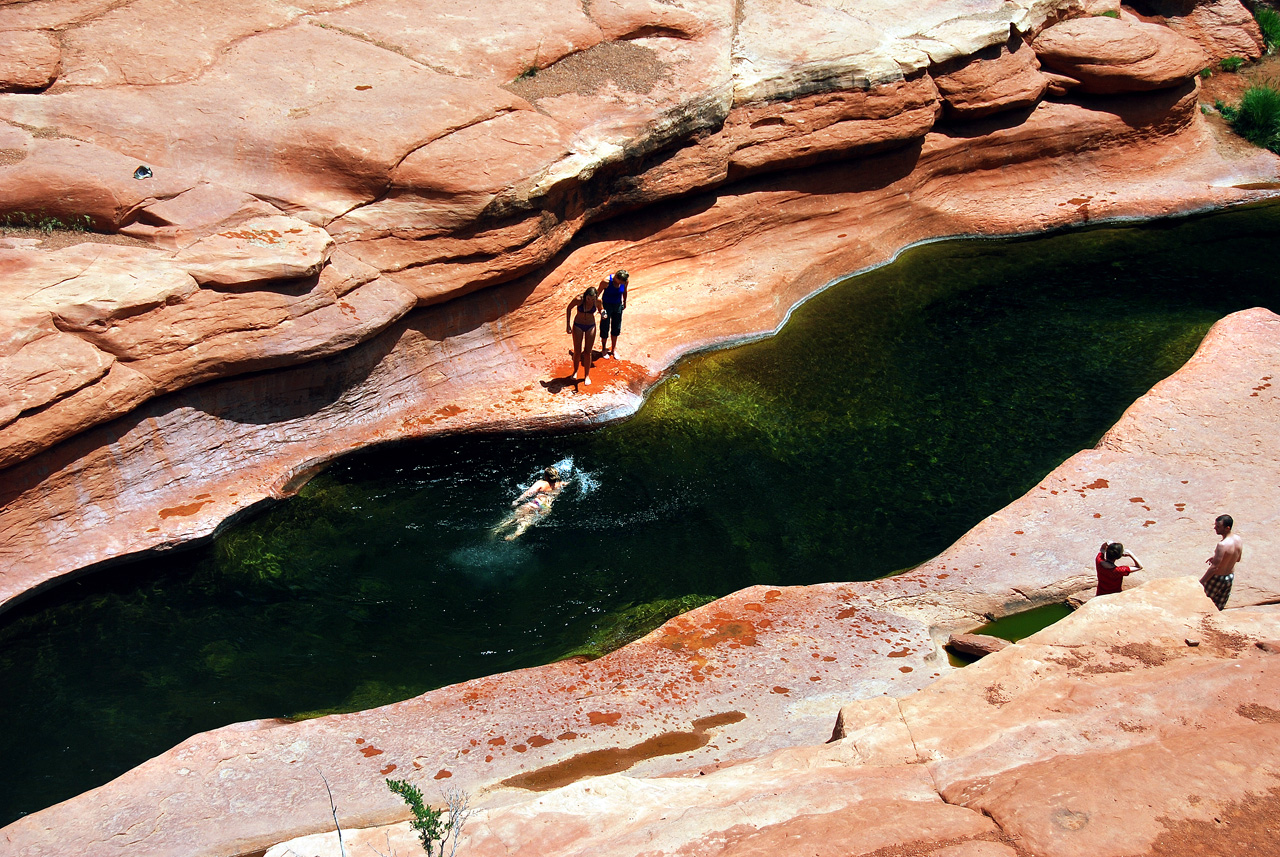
[{"x1": 601, "y1": 275, "x2": 627, "y2": 307}]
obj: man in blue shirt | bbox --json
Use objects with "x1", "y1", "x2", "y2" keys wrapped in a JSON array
[{"x1": 600, "y1": 269, "x2": 628, "y2": 359}]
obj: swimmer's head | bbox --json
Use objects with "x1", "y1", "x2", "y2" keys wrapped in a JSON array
[
  {"x1": 615, "y1": 270, "x2": 629, "y2": 282},
  {"x1": 1105, "y1": 542, "x2": 1124, "y2": 561},
  {"x1": 583, "y1": 287, "x2": 597, "y2": 300},
  {"x1": 544, "y1": 466, "x2": 560, "y2": 483},
  {"x1": 1215, "y1": 514, "x2": 1233, "y2": 534}
]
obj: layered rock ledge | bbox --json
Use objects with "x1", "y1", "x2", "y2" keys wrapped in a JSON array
[
  {"x1": 1, "y1": 0, "x2": 1278, "y2": 607},
  {"x1": 4, "y1": 307, "x2": 1276, "y2": 857}
]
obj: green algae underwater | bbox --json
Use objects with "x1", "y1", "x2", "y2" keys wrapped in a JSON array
[{"x1": 3, "y1": 200, "x2": 1280, "y2": 825}]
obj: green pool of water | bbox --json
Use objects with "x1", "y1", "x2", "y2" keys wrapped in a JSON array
[
  {"x1": 947, "y1": 602, "x2": 1075, "y2": 666},
  {"x1": 976, "y1": 603, "x2": 1075, "y2": 642},
  {"x1": 2, "y1": 200, "x2": 1279, "y2": 825}
]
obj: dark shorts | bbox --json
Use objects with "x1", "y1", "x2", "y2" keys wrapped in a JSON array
[
  {"x1": 601, "y1": 304, "x2": 623, "y2": 339},
  {"x1": 1203, "y1": 573, "x2": 1233, "y2": 610}
]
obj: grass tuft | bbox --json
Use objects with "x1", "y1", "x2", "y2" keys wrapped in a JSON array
[
  {"x1": 1227, "y1": 83, "x2": 1280, "y2": 153},
  {"x1": 1257, "y1": 6, "x2": 1280, "y2": 52}
]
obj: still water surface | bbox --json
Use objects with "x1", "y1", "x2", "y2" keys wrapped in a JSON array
[{"x1": 2, "y1": 201, "x2": 1279, "y2": 825}]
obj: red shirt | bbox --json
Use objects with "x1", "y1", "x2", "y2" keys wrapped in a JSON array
[{"x1": 1095, "y1": 552, "x2": 1134, "y2": 596}]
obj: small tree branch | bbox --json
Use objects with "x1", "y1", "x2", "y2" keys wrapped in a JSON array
[{"x1": 319, "y1": 770, "x2": 348, "y2": 857}]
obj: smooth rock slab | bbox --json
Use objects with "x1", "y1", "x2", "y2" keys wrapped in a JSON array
[
  {"x1": 1032, "y1": 16, "x2": 1209, "y2": 93},
  {"x1": 0, "y1": 30, "x2": 60, "y2": 92},
  {"x1": 172, "y1": 215, "x2": 335, "y2": 287},
  {"x1": 266, "y1": 578, "x2": 1280, "y2": 857}
]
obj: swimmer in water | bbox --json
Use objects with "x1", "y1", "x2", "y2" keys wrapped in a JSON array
[{"x1": 493, "y1": 467, "x2": 563, "y2": 541}]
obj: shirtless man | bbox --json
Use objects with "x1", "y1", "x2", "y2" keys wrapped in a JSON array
[{"x1": 1199, "y1": 514, "x2": 1243, "y2": 610}]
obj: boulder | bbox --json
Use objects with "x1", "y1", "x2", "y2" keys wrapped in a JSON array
[
  {"x1": 0, "y1": 30, "x2": 60, "y2": 92},
  {"x1": 946, "y1": 633, "x2": 1011, "y2": 658},
  {"x1": 1142, "y1": 0, "x2": 1265, "y2": 62},
  {"x1": 0, "y1": 137, "x2": 196, "y2": 230},
  {"x1": 1032, "y1": 15, "x2": 1209, "y2": 94},
  {"x1": 933, "y1": 34, "x2": 1048, "y2": 119},
  {"x1": 172, "y1": 215, "x2": 335, "y2": 287}
]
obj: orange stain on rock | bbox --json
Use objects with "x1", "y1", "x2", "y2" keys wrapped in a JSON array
[
  {"x1": 488, "y1": 736, "x2": 506, "y2": 746},
  {"x1": 434, "y1": 770, "x2": 452, "y2": 779},
  {"x1": 1083, "y1": 479, "x2": 1109, "y2": 490},
  {"x1": 158, "y1": 500, "x2": 211, "y2": 519},
  {"x1": 771, "y1": 686, "x2": 790, "y2": 694},
  {"x1": 764, "y1": 590, "x2": 782, "y2": 602},
  {"x1": 360, "y1": 746, "x2": 384, "y2": 758},
  {"x1": 588, "y1": 712, "x2": 622, "y2": 726},
  {"x1": 528, "y1": 735, "x2": 553, "y2": 748},
  {"x1": 380, "y1": 764, "x2": 397, "y2": 775}
]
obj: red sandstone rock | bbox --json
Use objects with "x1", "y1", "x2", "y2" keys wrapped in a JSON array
[
  {"x1": 1153, "y1": 0, "x2": 1264, "y2": 62},
  {"x1": 946, "y1": 633, "x2": 1010, "y2": 658},
  {"x1": 55, "y1": 0, "x2": 361, "y2": 88},
  {"x1": 255, "y1": 578, "x2": 1280, "y2": 857},
  {"x1": 120, "y1": 183, "x2": 281, "y2": 249},
  {"x1": 0, "y1": 30, "x2": 60, "y2": 92},
  {"x1": 0, "y1": 137, "x2": 196, "y2": 229},
  {"x1": 934, "y1": 35, "x2": 1048, "y2": 119},
  {"x1": 172, "y1": 215, "x2": 335, "y2": 287},
  {"x1": 0, "y1": 3, "x2": 1277, "y2": 851},
  {"x1": 0, "y1": 26, "x2": 529, "y2": 220},
  {"x1": 313, "y1": 0, "x2": 604, "y2": 82},
  {"x1": 1032, "y1": 15, "x2": 1209, "y2": 93}
]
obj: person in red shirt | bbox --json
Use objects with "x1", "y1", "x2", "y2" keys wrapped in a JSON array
[{"x1": 1096, "y1": 541, "x2": 1142, "y2": 596}]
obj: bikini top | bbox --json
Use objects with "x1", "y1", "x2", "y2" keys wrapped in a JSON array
[{"x1": 578, "y1": 296, "x2": 599, "y2": 314}]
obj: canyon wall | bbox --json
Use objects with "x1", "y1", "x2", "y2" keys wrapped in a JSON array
[
  {"x1": 1, "y1": 0, "x2": 1277, "y2": 608},
  {"x1": 2, "y1": 1, "x2": 1280, "y2": 854}
]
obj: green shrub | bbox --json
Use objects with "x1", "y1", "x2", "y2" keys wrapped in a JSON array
[
  {"x1": 1200, "y1": 67, "x2": 1213, "y2": 79},
  {"x1": 387, "y1": 779, "x2": 444, "y2": 854},
  {"x1": 0, "y1": 211, "x2": 92, "y2": 234},
  {"x1": 1228, "y1": 83, "x2": 1280, "y2": 153},
  {"x1": 1258, "y1": 6, "x2": 1280, "y2": 51},
  {"x1": 1096, "y1": 9, "x2": 1120, "y2": 18},
  {"x1": 385, "y1": 780, "x2": 470, "y2": 857},
  {"x1": 1219, "y1": 55, "x2": 1245, "y2": 73}
]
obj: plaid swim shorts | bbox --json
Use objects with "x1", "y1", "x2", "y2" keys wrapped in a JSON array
[{"x1": 1202, "y1": 573, "x2": 1234, "y2": 611}]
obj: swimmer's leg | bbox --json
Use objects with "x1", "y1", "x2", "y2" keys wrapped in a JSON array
[
  {"x1": 490, "y1": 511, "x2": 517, "y2": 539},
  {"x1": 503, "y1": 506, "x2": 540, "y2": 541}
]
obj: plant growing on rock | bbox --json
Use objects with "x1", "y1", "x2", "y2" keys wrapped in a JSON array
[
  {"x1": 0, "y1": 211, "x2": 92, "y2": 234},
  {"x1": 1219, "y1": 55, "x2": 1245, "y2": 72},
  {"x1": 385, "y1": 779, "x2": 471, "y2": 857}
]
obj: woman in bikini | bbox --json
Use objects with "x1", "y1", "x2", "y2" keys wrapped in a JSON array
[
  {"x1": 493, "y1": 467, "x2": 563, "y2": 541},
  {"x1": 565, "y1": 286, "x2": 600, "y2": 386}
]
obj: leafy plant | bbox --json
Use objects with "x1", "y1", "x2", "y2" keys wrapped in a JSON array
[
  {"x1": 1200, "y1": 66, "x2": 1213, "y2": 79},
  {"x1": 1220, "y1": 55, "x2": 1245, "y2": 72},
  {"x1": 1257, "y1": 6, "x2": 1280, "y2": 52},
  {"x1": 385, "y1": 780, "x2": 470, "y2": 857},
  {"x1": 1225, "y1": 83, "x2": 1280, "y2": 153},
  {"x1": 0, "y1": 211, "x2": 93, "y2": 234},
  {"x1": 1096, "y1": 9, "x2": 1120, "y2": 17}
]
